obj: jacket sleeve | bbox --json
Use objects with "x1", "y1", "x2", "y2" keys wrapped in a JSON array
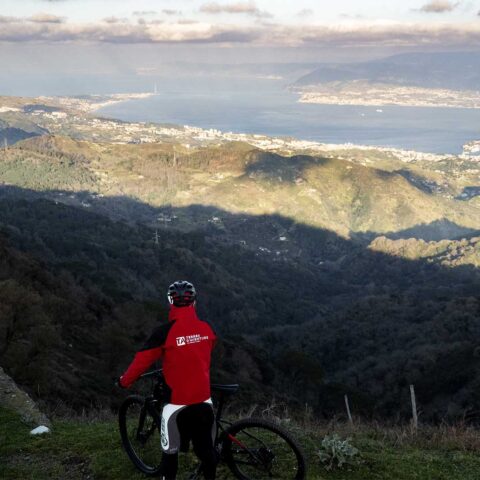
[
  {"x1": 120, "y1": 348, "x2": 163, "y2": 388},
  {"x1": 120, "y1": 323, "x2": 172, "y2": 388}
]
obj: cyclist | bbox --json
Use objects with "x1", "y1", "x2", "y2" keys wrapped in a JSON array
[{"x1": 119, "y1": 280, "x2": 217, "y2": 480}]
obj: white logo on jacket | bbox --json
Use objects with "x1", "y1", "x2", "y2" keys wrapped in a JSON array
[{"x1": 176, "y1": 334, "x2": 209, "y2": 346}]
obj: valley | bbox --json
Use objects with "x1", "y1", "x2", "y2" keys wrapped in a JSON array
[{"x1": 0, "y1": 95, "x2": 479, "y2": 421}]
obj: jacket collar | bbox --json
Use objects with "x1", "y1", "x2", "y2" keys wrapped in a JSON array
[{"x1": 168, "y1": 304, "x2": 199, "y2": 323}]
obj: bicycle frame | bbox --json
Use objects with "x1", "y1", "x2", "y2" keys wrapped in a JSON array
[
  {"x1": 133, "y1": 369, "x2": 279, "y2": 478},
  {"x1": 214, "y1": 394, "x2": 276, "y2": 474},
  {"x1": 139, "y1": 396, "x2": 163, "y2": 444}
]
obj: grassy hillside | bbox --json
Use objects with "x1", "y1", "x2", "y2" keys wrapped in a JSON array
[
  {"x1": 2, "y1": 406, "x2": 480, "y2": 480},
  {"x1": 7, "y1": 134, "x2": 480, "y2": 237}
]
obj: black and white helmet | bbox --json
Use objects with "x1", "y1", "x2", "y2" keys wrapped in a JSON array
[{"x1": 167, "y1": 280, "x2": 196, "y2": 307}]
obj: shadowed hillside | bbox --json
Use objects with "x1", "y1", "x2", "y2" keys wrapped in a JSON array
[{"x1": 0, "y1": 186, "x2": 479, "y2": 421}]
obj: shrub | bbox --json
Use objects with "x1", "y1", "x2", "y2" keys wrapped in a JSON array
[{"x1": 317, "y1": 433, "x2": 360, "y2": 470}]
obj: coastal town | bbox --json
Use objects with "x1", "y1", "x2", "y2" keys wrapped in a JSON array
[
  {"x1": 295, "y1": 82, "x2": 480, "y2": 109},
  {"x1": 5, "y1": 93, "x2": 479, "y2": 166}
]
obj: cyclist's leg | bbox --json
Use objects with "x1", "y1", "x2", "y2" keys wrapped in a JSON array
[
  {"x1": 177, "y1": 402, "x2": 217, "y2": 480},
  {"x1": 160, "y1": 403, "x2": 187, "y2": 479},
  {"x1": 159, "y1": 452, "x2": 178, "y2": 480}
]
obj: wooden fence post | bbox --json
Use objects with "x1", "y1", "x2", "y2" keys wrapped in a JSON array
[
  {"x1": 344, "y1": 394, "x2": 353, "y2": 425},
  {"x1": 410, "y1": 384, "x2": 418, "y2": 430}
]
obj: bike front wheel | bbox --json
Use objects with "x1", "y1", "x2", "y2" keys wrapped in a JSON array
[
  {"x1": 118, "y1": 395, "x2": 163, "y2": 476},
  {"x1": 222, "y1": 417, "x2": 307, "y2": 480}
]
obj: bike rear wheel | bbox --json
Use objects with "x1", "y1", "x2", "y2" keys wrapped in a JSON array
[
  {"x1": 118, "y1": 395, "x2": 163, "y2": 476},
  {"x1": 222, "y1": 417, "x2": 306, "y2": 480}
]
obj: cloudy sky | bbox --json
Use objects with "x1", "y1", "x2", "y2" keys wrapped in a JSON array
[
  {"x1": 1, "y1": 0, "x2": 480, "y2": 47},
  {"x1": 3, "y1": 0, "x2": 477, "y2": 24},
  {"x1": 1, "y1": 0, "x2": 480, "y2": 95}
]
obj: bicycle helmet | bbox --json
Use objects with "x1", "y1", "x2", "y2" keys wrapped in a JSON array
[{"x1": 167, "y1": 280, "x2": 196, "y2": 307}]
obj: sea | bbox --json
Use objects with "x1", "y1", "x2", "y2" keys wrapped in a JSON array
[
  {"x1": 96, "y1": 77, "x2": 480, "y2": 155},
  {"x1": 4, "y1": 73, "x2": 480, "y2": 154}
]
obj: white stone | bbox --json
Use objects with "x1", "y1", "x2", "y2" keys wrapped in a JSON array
[{"x1": 30, "y1": 426, "x2": 50, "y2": 435}]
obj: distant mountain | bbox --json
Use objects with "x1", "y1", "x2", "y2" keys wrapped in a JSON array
[
  {"x1": 0, "y1": 115, "x2": 46, "y2": 147},
  {"x1": 294, "y1": 52, "x2": 480, "y2": 90},
  {"x1": 0, "y1": 127, "x2": 41, "y2": 146}
]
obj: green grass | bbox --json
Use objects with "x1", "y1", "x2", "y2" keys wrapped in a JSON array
[{"x1": 2, "y1": 407, "x2": 480, "y2": 480}]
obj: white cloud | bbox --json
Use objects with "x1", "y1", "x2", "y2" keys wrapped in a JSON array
[
  {"x1": 132, "y1": 11, "x2": 158, "y2": 16},
  {"x1": 419, "y1": 1, "x2": 460, "y2": 13},
  {"x1": 296, "y1": 9, "x2": 313, "y2": 18},
  {"x1": 163, "y1": 9, "x2": 181, "y2": 16},
  {"x1": 103, "y1": 17, "x2": 128, "y2": 24},
  {"x1": 28, "y1": 13, "x2": 65, "y2": 24},
  {"x1": 178, "y1": 19, "x2": 199, "y2": 25},
  {"x1": 0, "y1": 15, "x2": 19, "y2": 23},
  {"x1": 0, "y1": 15, "x2": 480, "y2": 48},
  {"x1": 200, "y1": 2, "x2": 272, "y2": 18}
]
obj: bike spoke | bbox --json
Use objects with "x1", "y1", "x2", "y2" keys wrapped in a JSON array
[
  {"x1": 226, "y1": 425, "x2": 303, "y2": 479},
  {"x1": 124, "y1": 400, "x2": 162, "y2": 471}
]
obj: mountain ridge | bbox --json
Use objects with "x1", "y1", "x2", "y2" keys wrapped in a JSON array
[
  {"x1": 6, "y1": 133, "x2": 480, "y2": 240},
  {"x1": 294, "y1": 51, "x2": 480, "y2": 90}
]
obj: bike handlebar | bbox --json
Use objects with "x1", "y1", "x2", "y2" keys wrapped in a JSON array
[
  {"x1": 139, "y1": 369, "x2": 163, "y2": 379},
  {"x1": 137, "y1": 369, "x2": 239, "y2": 396}
]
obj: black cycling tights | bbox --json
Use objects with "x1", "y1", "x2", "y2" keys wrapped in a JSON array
[{"x1": 160, "y1": 402, "x2": 217, "y2": 480}]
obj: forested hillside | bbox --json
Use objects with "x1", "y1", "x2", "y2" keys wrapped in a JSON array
[
  {"x1": 0, "y1": 190, "x2": 478, "y2": 420},
  {"x1": 0, "y1": 98, "x2": 479, "y2": 421}
]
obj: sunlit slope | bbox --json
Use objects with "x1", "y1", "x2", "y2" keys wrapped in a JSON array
[
  {"x1": 8, "y1": 136, "x2": 480, "y2": 238},
  {"x1": 1, "y1": 137, "x2": 97, "y2": 191},
  {"x1": 189, "y1": 151, "x2": 479, "y2": 236},
  {"x1": 369, "y1": 236, "x2": 480, "y2": 267}
]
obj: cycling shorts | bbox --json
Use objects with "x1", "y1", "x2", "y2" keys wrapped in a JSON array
[{"x1": 160, "y1": 399, "x2": 215, "y2": 454}]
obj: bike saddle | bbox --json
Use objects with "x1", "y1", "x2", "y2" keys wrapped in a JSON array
[{"x1": 211, "y1": 384, "x2": 239, "y2": 395}]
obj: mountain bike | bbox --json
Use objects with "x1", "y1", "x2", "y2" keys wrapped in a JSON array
[{"x1": 118, "y1": 369, "x2": 307, "y2": 479}]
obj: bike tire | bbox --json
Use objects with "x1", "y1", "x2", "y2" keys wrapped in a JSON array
[
  {"x1": 118, "y1": 395, "x2": 163, "y2": 477},
  {"x1": 222, "y1": 417, "x2": 307, "y2": 480}
]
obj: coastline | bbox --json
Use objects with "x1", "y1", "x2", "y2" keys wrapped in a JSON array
[
  {"x1": 41, "y1": 93, "x2": 156, "y2": 114},
  {"x1": 298, "y1": 95, "x2": 480, "y2": 109},
  {"x1": 92, "y1": 100, "x2": 477, "y2": 156},
  {"x1": 87, "y1": 93, "x2": 156, "y2": 113},
  {"x1": 294, "y1": 83, "x2": 480, "y2": 109},
  {"x1": 6, "y1": 92, "x2": 477, "y2": 157}
]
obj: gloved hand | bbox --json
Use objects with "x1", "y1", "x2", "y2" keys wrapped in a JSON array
[{"x1": 114, "y1": 376, "x2": 126, "y2": 389}]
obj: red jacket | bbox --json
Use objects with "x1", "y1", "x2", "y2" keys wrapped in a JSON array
[{"x1": 120, "y1": 305, "x2": 216, "y2": 405}]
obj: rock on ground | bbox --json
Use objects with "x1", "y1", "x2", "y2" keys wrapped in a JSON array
[{"x1": 0, "y1": 366, "x2": 51, "y2": 428}]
